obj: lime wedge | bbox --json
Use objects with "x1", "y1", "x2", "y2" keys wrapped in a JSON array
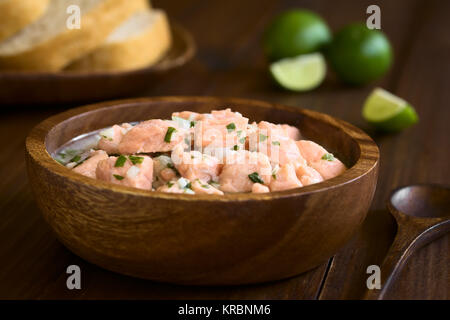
[
  {"x1": 270, "y1": 53, "x2": 326, "y2": 92},
  {"x1": 363, "y1": 88, "x2": 418, "y2": 132}
]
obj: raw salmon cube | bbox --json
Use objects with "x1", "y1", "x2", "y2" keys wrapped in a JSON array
[
  {"x1": 118, "y1": 120, "x2": 188, "y2": 155},
  {"x1": 248, "y1": 122, "x2": 305, "y2": 166},
  {"x1": 295, "y1": 162, "x2": 324, "y2": 186},
  {"x1": 72, "y1": 150, "x2": 108, "y2": 179},
  {"x1": 311, "y1": 160, "x2": 347, "y2": 180},
  {"x1": 270, "y1": 163, "x2": 303, "y2": 191},
  {"x1": 281, "y1": 124, "x2": 301, "y2": 140},
  {"x1": 96, "y1": 155, "x2": 153, "y2": 190},
  {"x1": 296, "y1": 140, "x2": 347, "y2": 180},
  {"x1": 251, "y1": 183, "x2": 270, "y2": 193},
  {"x1": 97, "y1": 123, "x2": 133, "y2": 154},
  {"x1": 193, "y1": 108, "x2": 249, "y2": 150},
  {"x1": 172, "y1": 146, "x2": 222, "y2": 182},
  {"x1": 219, "y1": 150, "x2": 272, "y2": 193}
]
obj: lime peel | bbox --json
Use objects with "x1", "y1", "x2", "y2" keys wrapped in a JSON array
[{"x1": 363, "y1": 88, "x2": 418, "y2": 131}]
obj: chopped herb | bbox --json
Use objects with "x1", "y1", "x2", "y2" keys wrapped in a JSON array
[
  {"x1": 56, "y1": 159, "x2": 65, "y2": 165},
  {"x1": 70, "y1": 155, "x2": 81, "y2": 163},
  {"x1": 191, "y1": 155, "x2": 195, "y2": 159},
  {"x1": 58, "y1": 152, "x2": 66, "y2": 159},
  {"x1": 113, "y1": 174, "x2": 124, "y2": 180},
  {"x1": 321, "y1": 153, "x2": 335, "y2": 161},
  {"x1": 232, "y1": 145, "x2": 239, "y2": 151},
  {"x1": 167, "y1": 181, "x2": 174, "y2": 187},
  {"x1": 259, "y1": 134, "x2": 268, "y2": 142},
  {"x1": 164, "y1": 127, "x2": 177, "y2": 142},
  {"x1": 248, "y1": 172, "x2": 264, "y2": 184},
  {"x1": 272, "y1": 141, "x2": 280, "y2": 146},
  {"x1": 129, "y1": 155, "x2": 144, "y2": 165},
  {"x1": 226, "y1": 123, "x2": 236, "y2": 132},
  {"x1": 190, "y1": 121, "x2": 195, "y2": 128},
  {"x1": 239, "y1": 137, "x2": 246, "y2": 144},
  {"x1": 185, "y1": 182, "x2": 192, "y2": 190},
  {"x1": 101, "y1": 135, "x2": 113, "y2": 141},
  {"x1": 272, "y1": 173, "x2": 277, "y2": 180},
  {"x1": 202, "y1": 184, "x2": 210, "y2": 189},
  {"x1": 237, "y1": 130, "x2": 242, "y2": 137},
  {"x1": 114, "y1": 155, "x2": 127, "y2": 167}
]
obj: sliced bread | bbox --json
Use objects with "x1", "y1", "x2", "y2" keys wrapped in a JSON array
[
  {"x1": 0, "y1": 0, "x2": 50, "y2": 42},
  {"x1": 67, "y1": 9, "x2": 171, "y2": 72},
  {"x1": 0, "y1": 0, "x2": 149, "y2": 71}
]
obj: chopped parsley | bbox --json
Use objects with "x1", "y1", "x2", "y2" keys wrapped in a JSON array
[
  {"x1": 232, "y1": 145, "x2": 239, "y2": 151},
  {"x1": 167, "y1": 163, "x2": 175, "y2": 169},
  {"x1": 237, "y1": 130, "x2": 242, "y2": 137},
  {"x1": 185, "y1": 182, "x2": 192, "y2": 190},
  {"x1": 321, "y1": 153, "x2": 335, "y2": 161},
  {"x1": 248, "y1": 172, "x2": 264, "y2": 184},
  {"x1": 226, "y1": 123, "x2": 236, "y2": 132},
  {"x1": 167, "y1": 181, "x2": 174, "y2": 187},
  {"x1": 272, "y1": 173, "x2": 277, "y2": 180},
  {"x1": 259, "y1": 134, "x2": 268, "y2": 142},
  {"x1": 190, "y1": 121, "x2": 195, "y2": 128},
  {"x1": 164, "y1": 127, "x2": 177, "y2": 143},
  {"x1": 101, "y1": 135, "x2": 113, "y2": 141},
  {"x1": 70, "y1": 155, "x2": 81, "y2": 163},
  {"x1": 239, "y1": 137, "x2": 246, "y2": 144},
  {"x1": 114, "y1": 155, "x2": 127, "y2": 167},
  {"x1": 202, "y1": 184, "x2": 210, "y2": 189},
  {"x1": 129, "y1": 155, "x2": 144, "y2": 165},
  {"x1": 272, "y1": 141, "x2": 280, "y2": 146},
  {"x1": 113, "y1": 174, "x2": 124, "y2": 180}
]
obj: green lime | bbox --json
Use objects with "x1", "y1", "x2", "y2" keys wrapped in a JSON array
[
  {"x1": 263, "y1": 9, "x2": 331, "y2": 61},
  {"x1": 363, "y1": 88, "x2": 418, "y2": 132},
  {"x1": 327, "y1": 23, "x2": 392, "y2": 85},
  {"x1": 270, "y1": 53, "x2": 326, "y2": 91}
]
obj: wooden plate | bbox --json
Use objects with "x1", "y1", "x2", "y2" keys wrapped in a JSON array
[
  {"x1": 25, "y1": 97, "x2": 379, "y2": 285},
  {"x1": 0, "y1": 23, "x2": 195, "y2": 106}
]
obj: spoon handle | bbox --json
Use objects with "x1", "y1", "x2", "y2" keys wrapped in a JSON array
[{"x1": 364, "y1": 219, "x2": 450, "y2": 300}]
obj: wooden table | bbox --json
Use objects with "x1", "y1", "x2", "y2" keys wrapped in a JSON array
[{"x1": 0, "y1": 0, "x2": 448, "y2": 299}]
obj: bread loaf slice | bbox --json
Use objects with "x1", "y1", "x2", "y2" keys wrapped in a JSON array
[
  {"x1": 0, "y1": 0, "x2": 148, "y2": 71},
  {"x1": 67, "y1": 9, "x2": 171, "y2": 72},
  {"x1": 0, "y1": 0, "x2": 50, "y2": 42}
]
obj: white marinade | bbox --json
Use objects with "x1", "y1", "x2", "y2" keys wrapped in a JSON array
[{"x1": 53, "y1": 108, "x2": 347, "y2": 194}]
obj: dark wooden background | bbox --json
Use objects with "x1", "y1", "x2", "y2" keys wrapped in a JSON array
[{"x1": 0, "y1": 0, "x2": 448, "y2": 299}]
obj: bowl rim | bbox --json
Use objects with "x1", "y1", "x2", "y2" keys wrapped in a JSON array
[{"x1": 26, "y1": 96, "x2": 379, "y2": 202}]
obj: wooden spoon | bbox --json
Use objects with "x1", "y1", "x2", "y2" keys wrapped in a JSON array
[{"x1": 364, "y1": 184, "x2": 450, "y2": 299}]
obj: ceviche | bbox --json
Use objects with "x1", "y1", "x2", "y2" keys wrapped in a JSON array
[{"x1": 53, "y1": 108, "x2": 347, "y2": 194}]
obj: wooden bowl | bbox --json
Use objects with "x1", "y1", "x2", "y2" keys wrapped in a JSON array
[
  {"x1": 25, "y1": 96, "x2": 379, "y2": 285},
  {"x1": 0, "y1": 23, "x2": 195, "y2": 106}
]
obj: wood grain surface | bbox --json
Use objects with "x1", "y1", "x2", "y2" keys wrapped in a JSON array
[{"x1": 0, "y1": 0, "x2": 449, "y2": 299}]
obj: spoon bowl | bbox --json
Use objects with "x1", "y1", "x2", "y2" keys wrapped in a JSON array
[
  {"x1": 390, "y1": 184, "x2": 450, "y2": 218},
  {"x1": 365, "y1": 184, "x2": 450, "y2": 299}
]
